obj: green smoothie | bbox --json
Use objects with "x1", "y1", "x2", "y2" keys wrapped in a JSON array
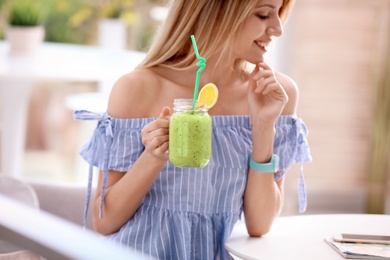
[{"x1": 169, "y1": 110, "x2": 212, "y2": 167}]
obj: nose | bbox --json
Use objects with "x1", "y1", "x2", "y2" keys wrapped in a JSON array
[{"x1": 266, "y1": 18, "x2": 283, "y2": 37}]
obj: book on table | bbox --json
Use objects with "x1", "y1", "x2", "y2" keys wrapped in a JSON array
[{"x1": 324, "y1": 237, "x2": 390, "y2": 259}]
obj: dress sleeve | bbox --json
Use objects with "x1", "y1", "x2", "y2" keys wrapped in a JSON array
[
  {"x1": 273, "y1": 114, "x2": 312, "y2": 181},
  {"x1": 73, "y1": 110, "x2": 153, "y2": 225},
  {"x1": 273, "y1": 114, "x2": 312, "y2": 213},
  {"x1": 79, "y1": 115, "x2": 150, "y2": 172}
]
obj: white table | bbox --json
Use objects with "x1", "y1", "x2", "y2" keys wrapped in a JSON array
[
  {"x1": 225, "y1": 214, "x2": 390, "y2": 260},
  {"x1": 0, "y1": 41, "x2": 145, "y2": 177}
]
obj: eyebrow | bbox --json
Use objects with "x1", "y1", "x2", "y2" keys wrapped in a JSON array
[{"x1": 257, "y1": 4, "x2": 277, "y2": 9}]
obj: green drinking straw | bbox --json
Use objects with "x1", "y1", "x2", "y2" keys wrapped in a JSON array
[{"x1": 190, "y1": 35, "x2": 206, "y2": 108}]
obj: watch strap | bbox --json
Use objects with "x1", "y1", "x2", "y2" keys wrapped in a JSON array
[{"x1": 249, "y1": 154, "x2": 279, "y2": 173}]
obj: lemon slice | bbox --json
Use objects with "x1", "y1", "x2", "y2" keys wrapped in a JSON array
[{"x1": 198, "y1": 83, "x2": 219, "y2": 110}]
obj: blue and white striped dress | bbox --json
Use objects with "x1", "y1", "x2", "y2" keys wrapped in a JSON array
[{"x1": 75, "y1": 111, "x2": 312, "y2": 260}]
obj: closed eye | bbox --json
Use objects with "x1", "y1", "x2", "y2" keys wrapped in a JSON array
[{"x1": 257, "y1": 14, "x2": 270, "y2": 20}]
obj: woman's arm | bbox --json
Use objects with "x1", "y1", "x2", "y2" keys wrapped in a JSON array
[
  {"x1": 93, "y1": 149, "x2": 168, "y2": 235},
  {"x1": 91, "y1": 71, "x2": 171, "y2": 235},
  {"x1": 244, "y1": 64, "x2": 298, "y2": 236}
]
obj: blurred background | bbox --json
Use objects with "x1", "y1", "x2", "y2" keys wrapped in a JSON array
[
  {"x1": 0, "y1": 0, "x2": 389, "y2": 216},
  {"x1": 0, "y1": 0, "x2": 169, "y2": 50}
]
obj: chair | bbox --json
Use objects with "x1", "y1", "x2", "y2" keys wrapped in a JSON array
[
  {"x1": 0, "y1": 176, "x2": 39, "y2": 208},
  {"x1": 0, "y1": 175, "x2": 41, "y2": 259}
]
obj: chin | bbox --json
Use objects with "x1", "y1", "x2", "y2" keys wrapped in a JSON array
[{"x1": 246, "y1": 56, "x2": 265, "y2": 64}]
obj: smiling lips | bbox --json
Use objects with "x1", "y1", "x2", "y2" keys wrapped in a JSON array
[{"x1": 255, "y1": 41, "x2": 270, "y2": 52}]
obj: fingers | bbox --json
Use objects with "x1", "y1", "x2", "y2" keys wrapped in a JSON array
[
  {"x1": 142, "y1": 125, "x2": 169, "y2": 158},
  {"x1": 248, "y1": 65, "x2": 260, "y2": 89},
  {"x1": 146, "y1": 131, "x2": 169, "y2": 154},
  {"x1": 149, "y1": 136, "x2": 169, "y2": 155},
  {"x1": 257, "y1": 62, "x2": 273, "y2": 71},
  {"x1": 159, "y1": 106, "x2": 171, "y2": 119},
  {"x1": 251, "y1": 62, "x2": 280, "y2": 95},
  {"x1": 252, "y1": 63, "x2": 275, "y2": 81},
  {"x1": 256, "y1": 77, "x2": 277, "y2": 94},
  {"x1": 142, "y1": 106, "x2": 171, "y2": 135},
  {"x1": 141, "y1": 106, "x2": 171, "y2": 159},
  {"x1": 141, "y1": 120, "x2": 169, "y2": 140}
]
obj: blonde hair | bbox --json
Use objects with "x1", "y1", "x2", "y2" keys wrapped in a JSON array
[{"x1": 138, "y1": 0, "x2": 295, "y2": 72}]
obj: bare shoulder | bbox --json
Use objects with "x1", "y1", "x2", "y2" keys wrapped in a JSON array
[
  {"x1": 107, "y1": 68, "x2": 161, "y2": 118},
  {"x1": 275, "y1": 71, "x2": 299, "y2": 115}
]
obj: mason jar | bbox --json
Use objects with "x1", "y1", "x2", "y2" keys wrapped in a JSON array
[{"x1": 169, "y1": 98, "x2": 212, "y2": 167}]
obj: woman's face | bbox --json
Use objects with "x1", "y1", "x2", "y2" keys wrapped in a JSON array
[{"x1": 233, "y1": 0, "x2": 284, "y2": 64}]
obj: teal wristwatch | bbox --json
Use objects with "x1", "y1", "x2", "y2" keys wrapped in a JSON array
[{"x1": 249, "y1": 154, "x2": 279, "y2": 173}]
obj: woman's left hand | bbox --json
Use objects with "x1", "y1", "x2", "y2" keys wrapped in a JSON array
[{"x1": 248, "y1": 62, "x2": 288, "y2": 127}]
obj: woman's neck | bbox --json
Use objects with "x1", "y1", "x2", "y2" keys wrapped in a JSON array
[{"x1": 153, "y1": 57, "x2": 247, "y2": 89}]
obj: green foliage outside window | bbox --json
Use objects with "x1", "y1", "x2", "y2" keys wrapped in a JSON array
[
  {"x1": 7, "y1": 0, "x2": 46, "y2": 26},
  {"x1": 45, "y1": 0, "x2": 96, "y2": 44},
  {"x1": 0, "y1": 0, "x2": 168, "y2": 50}
]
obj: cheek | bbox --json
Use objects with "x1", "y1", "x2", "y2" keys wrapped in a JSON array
[
  {"x1": 244, "y1": 17, "x2": 267, "y2": 38},
  {"x1": 234, "y1": 30, "x2": 256, "y2": 55},
  {"x1": 235, "y1": 28, "x2": 253, "y2": 49},
  {"x1": 232, "y1": 36, "x2": 248, "y2": 58}
]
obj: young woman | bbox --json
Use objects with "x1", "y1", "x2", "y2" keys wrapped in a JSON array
[{"x1": 75, "y1": 0, "x2": 311, "y2": 259}]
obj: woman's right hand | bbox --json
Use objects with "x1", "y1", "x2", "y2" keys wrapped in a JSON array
[{"x1": 141, "y1": 106, "x2": 171, "y2": 161}]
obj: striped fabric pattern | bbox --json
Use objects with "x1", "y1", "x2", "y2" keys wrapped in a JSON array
[{"x1": 76, "y1": 112, "x2": 311, "y2": 259}]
